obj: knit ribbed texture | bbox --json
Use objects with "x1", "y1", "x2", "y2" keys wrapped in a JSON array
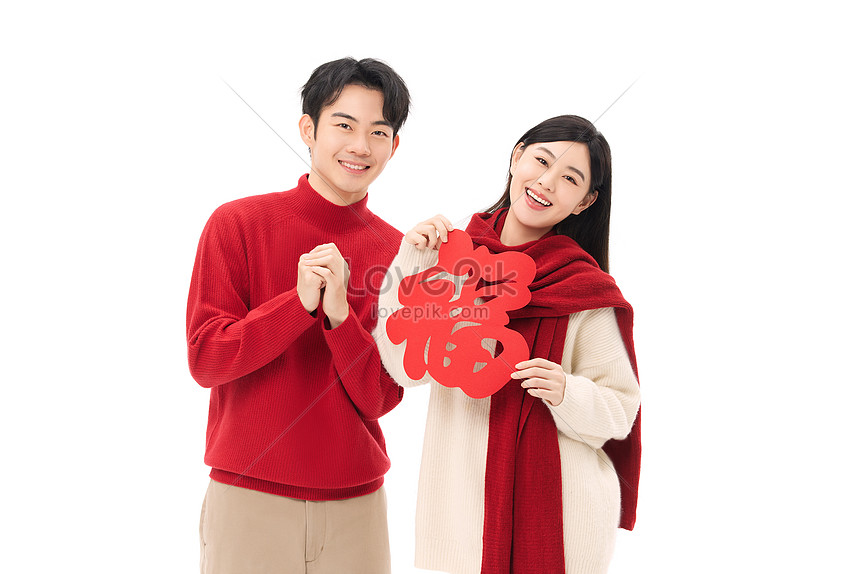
[
  {"x1": 187, "y1": 175, "x2": 404, "y2": 500},
  {"x1": 374, "y1": 240, "x2": 640, "y2": 574}
]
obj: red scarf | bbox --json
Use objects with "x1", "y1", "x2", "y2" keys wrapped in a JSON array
[{"x1": 467, "y1": 210, "x2": 641, "y2": 574}]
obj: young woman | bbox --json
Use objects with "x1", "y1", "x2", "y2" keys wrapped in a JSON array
[{"x1": 375, "y1": 115, "x2": 641, "y2": 574}]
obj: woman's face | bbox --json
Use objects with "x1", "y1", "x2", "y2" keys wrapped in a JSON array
[{"x1": 503, "y1": 140, "x2": 596, "y2": 245}]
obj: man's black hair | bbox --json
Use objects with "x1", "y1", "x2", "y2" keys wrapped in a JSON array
[{"x1": 301, "y1": 57, "x2": 411, "y2": 136}]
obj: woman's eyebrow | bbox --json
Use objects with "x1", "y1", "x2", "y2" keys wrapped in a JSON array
[
  {"x1": 565, "y1": 165, "x2": 585, "y2": 181},
  {"x1": 535, "y1": 145, "x2": 557, "y2": 160}
]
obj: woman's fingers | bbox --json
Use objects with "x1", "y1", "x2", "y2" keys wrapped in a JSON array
[
  {"x1": 521, "y1": 379, "x2": 564, "y2": 407},
  {"x1": 406, "y1": 215, "x2": 455, "y2": 251},
  {"x1": 515, "y1": 357, "x2": 556, "y2": 370},
  {"x1": 518, "y1": 376, "x2": 561, "y2": 390},
  {"x1": 513, "y1": 359, "x2": 566, "y2": 407},
  {"x1": 405, "y1": 227, "x2": 432, "y2": 250},
  {"x1": 429, "y1": 215, "x2": 453, "y2": 245},
  {"x1": 512, "y1": 367, "x2": 559, "y2": 381}
]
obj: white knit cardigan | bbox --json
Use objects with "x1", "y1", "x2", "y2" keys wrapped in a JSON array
[{"x1": 374, "y1": 240, "x2": 640, "y2": 574}]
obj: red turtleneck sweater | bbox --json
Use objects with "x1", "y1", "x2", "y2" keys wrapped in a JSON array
[{"x1": 186, "y1": 175, "x2": 404, "y2": 500}]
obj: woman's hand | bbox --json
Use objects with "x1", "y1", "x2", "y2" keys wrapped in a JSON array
[
  {"x1": 512, "y1": 358, "x2": 567, "y2": 406},
  {"x1": 404, "y1": 215, "x2": 454, "y2": 251}
]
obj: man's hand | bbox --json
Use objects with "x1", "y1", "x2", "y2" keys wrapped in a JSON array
[
  {"x1": 297, "y1": 250, "x2": 327, "y2": 314},
  {"x1": 300, "y1": 243, "x2": 350, "y2": 328}
]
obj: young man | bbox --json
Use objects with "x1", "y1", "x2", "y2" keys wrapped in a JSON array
[{"x1": 186, "y1": 58, "x2": 410, "y2": 573}]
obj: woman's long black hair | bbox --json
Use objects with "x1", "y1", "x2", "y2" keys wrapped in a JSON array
[{"x1": 485, "y1": 115, "x2": 612, "y2": 272}]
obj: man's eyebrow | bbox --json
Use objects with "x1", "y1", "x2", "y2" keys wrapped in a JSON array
[
  {"x1": 330, "y1": 112, "x2": 393, "y2": 129},
  {"x1": 536, "y1": 145, "x2": 585, "y2": 181},
  {"x1": 330, "y1": 112, "x2": 358, "y2": 122}
]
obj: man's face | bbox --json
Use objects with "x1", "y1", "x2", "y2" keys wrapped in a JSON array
[{"x1": 299, "y1": 84, "x2": 399, "y2": 205}]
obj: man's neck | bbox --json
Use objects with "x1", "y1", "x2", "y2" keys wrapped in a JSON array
[{"x1": 307, "y1": 172, "x2": 368, "y2": 206}]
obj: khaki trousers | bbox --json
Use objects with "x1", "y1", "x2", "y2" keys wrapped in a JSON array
[{"x1": 199, "y1": 479, "x2": 391, "y2": 574}]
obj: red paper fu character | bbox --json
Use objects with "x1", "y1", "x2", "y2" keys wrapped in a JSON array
[{"x1": 386, "y1": 230, "x2": 536, "y2": 398}]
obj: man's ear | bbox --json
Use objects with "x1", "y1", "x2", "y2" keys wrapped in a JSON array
[
  {"x1": 298, "y1": 114, "x2": 316, "y2": 147},
  {"x1": 572, "y1": 190, "x2": 598, "y2": 215},
  {"x1": 388, "y1": 134, "x2": 400, "y2": 160},
  {"x1": 509, "y1": 143, "x2": 526, "y2": 177}
]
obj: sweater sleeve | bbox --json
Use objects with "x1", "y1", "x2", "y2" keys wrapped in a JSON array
[
  {"x1": 186, "y1": 206, "x2": 317, "y2": 388},
  {"x1": 323, "y1": 308, "x2": 404, "y2": 420},
  {"x1": 372, "y1": 239, "x2": 442, "y2": 388},
  {"x1": 546, "y1": 307, "x2": 640, "y2": 450}
]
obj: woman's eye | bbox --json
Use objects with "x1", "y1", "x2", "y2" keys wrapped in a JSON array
[
  {"x1": 564, "y1": 175, "x2": 579, "y2": 185},
  {"x1": 535, "y1": 157, "x2": 548, "y2": 166}
]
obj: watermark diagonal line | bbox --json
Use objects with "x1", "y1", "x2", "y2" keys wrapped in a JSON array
[
  {"x1": 593, "y1": 77, "x2": 639, "y2": 123},
  {"x1": 222, "y1": 79, "x2": 388, "y2": 246},
  {"x1": 221, "y1": 79, "x2": 312, "y2": 175}
]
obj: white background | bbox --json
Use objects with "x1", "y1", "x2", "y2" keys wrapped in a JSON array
[{"x1": 2, "y1": 1, "x2": 858, "y2": 572}]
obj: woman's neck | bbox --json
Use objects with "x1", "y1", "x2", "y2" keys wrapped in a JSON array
[{"x1": 499, "y1": 215, "x2": 546, "y2": 246}]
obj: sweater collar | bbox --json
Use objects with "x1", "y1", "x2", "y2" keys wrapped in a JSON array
[{"x1": 285, "y1": 174, "x2": 375, "y2": 233}]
